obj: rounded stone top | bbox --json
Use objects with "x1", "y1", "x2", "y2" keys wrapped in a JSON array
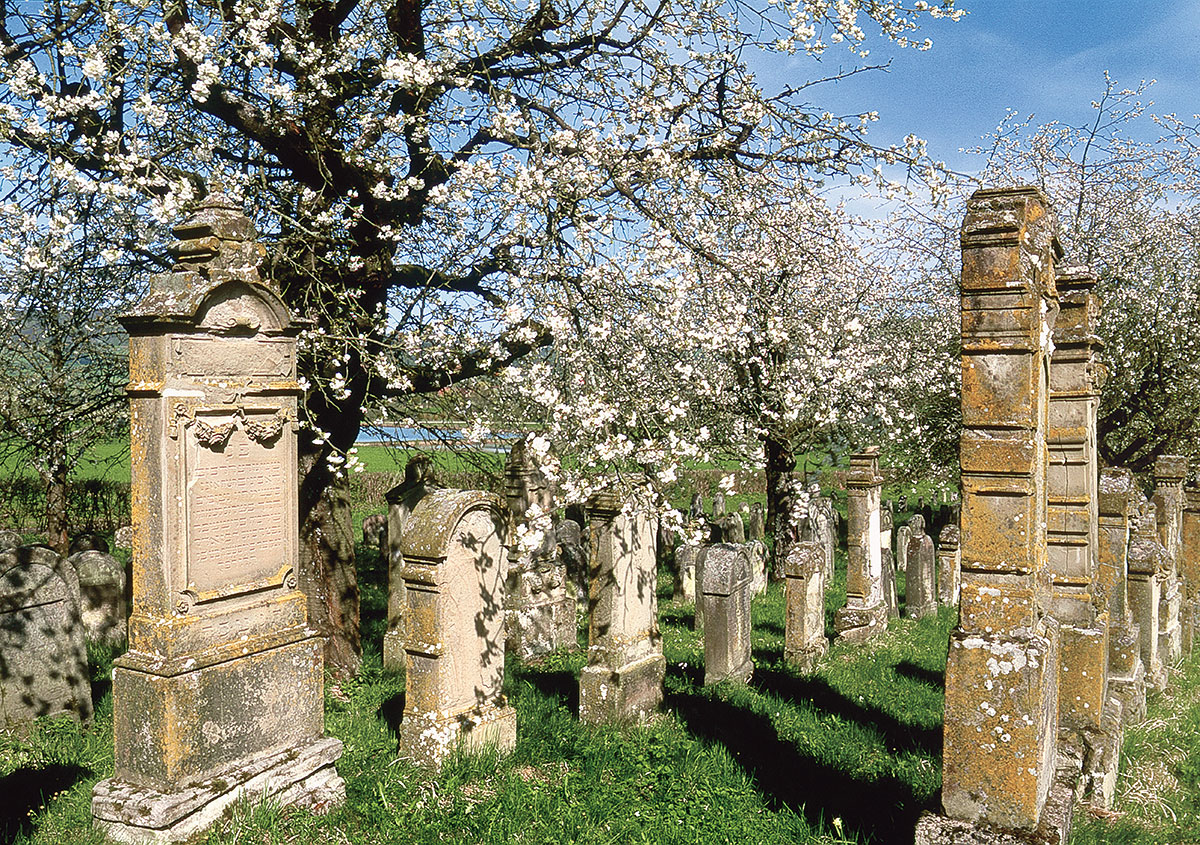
[
  {"x1": 699, "y1": 543, "x2": 752, "y2": 596},
  {"x1": 400, "y1": 488, "x2": 507, "y2": 562}
]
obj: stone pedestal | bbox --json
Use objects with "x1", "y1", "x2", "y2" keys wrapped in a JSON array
[
  {"x1": 92, "y1": 194, "x2": 343, "y2": 843},
  {"x1": 1099, "y1": 468, "x2": 1146, "y2": 722},
  {"x1": 397, "y1": 490, "x2": 516, "y2": 767},
  {"x1": 905, "y1": 515, "x2": 937, "y2": 619},
  {"x1": 783, "y1": 542, "x2": 827, "y2": 672},
  {"x1": 579, "y1": 494, "x2": 665, "y2": 724},
  {"x1": 700, "y1": 544, "x2": 754, "y2": 686},
  {"x1": 1128, "y1": 500, "x2": 1168, "y2": 690},
  {"x1": 1153, "y1": 456, "x2": 1187, "y2": 666},
  {"x1": 881, "y1": 509, "x2": 900, "y2": 619},
  {"x1": 1181, "y1": 490, "x2": 1200, "y2": 655},
  {"x1": 834, "y1": 449, "x2": 888, "y2": 643},
  {"x1": 940, "y1": 187, "x2": 1063, "y2": 833},
  {"x1": 383, "y1": 457, "x2": 439, "y2": 672},
  {"x1": 936, "y1": 524, "x2": 961, "y2": 609},
  {"x1": 504, "y1": 439, "x2": 575, "y2": 659}
]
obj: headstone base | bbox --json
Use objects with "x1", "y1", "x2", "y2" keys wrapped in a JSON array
[
  {"x1": 506, "y1": 595, "x2": 577, "y2": 659},
  {"x1": 92, "y1": 737, "x2": 344, "y2": 844},
  {"x1": 1082, "y1": 696, "x2": 1123, "y2": 809},
  {"x1": 1058, "y1": 622, "x2": 1108, "y2": 732},
  {"x1": 784, "y1": 641, "x2": 828, "y2": 673},
  {"x1": 1107, "y1": 624, "x2": 1146, "y2": 723},
  {"x1": 382, "y1": 630, "x2": 405, "y2": 673},
  {"x1": 704, "y1": 655, "x2": 753, "y2": 687},
  {"x1": 400, "y1": 700, "x2": 518, "y2": 769},
  {"x1": 578, "y1": 653, "x2": 665, "y2": 725},
  {"x1": 1158, "y1": 583, "x2": 1182, "y2": 666},
  {"x1": 833, "y1": 602, "x2": 888, "y2": 644}
]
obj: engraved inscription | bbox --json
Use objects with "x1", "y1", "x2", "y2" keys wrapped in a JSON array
[
  {"x1": 176, "y1": 337, "x2": 292, "y2": 380},
  {"x1": 186, "y1": 420, "x2": 289, "y2": 599}
]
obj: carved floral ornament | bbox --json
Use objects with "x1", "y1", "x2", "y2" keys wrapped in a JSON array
[{"x1": 169, "y1": 402, "x2": 294, "y2": 448}]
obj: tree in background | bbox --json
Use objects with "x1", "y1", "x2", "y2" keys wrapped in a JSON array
[{"x1": 0, "y1": 0, "x2": 960, "y2": 672}]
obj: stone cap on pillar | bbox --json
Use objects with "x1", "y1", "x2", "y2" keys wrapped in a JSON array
[
  {"x1": 1154, "y1": 455, "x2": 1188, "y2": 485},
  {"x1": 938, "y1": 524, "x2": 961, "y2": 551},
  {"x1": 1186, "y1": 487, "x2": 1200, "y2": 514},
  {"x1": 586, "y1": 491, "x2": 625, "y2": 519},
  {"x1": 961, "y1": 186, "x2": 1063, "y2": 270},
  {"x1": 784, "y1": 542, "x2": 824, "y2": 578},
  {"x1": 847, "y1": 447, "x2": 882, "y2": 488},
  {"x1": 1052, "y1": 264, "x2": 1102, "y2": 350},
  {"x1": 399, "y1": 489, "x2": 508, "y2": 573},
  {"x1": 1099, "y1": 467, "x2": 1139, "y2": 518}
]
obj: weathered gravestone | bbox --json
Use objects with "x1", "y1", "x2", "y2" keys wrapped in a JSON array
[
  {"x1": 1127, "y1": 496, "x2": 1168, "y2": 690},
  {"x1": 68, "y1": 550, "x2": 127, "y2": 646},
  {"x1": 383, "y1": 456, "x2": 439, "y2": 672},
  {"x1": 747, "y1": 503, "x2": 765, "y2": 543},
  {"x1": 1153, "y1": 455, "x2": 1187, "y2": 665},
  {"x1": 1098, "y1": 468, "x2": 1146, "y2": 724},
  {"x1": 113, "y1": 525, "x2": 133, "y2": 550},
  {"x1": 688, "y1": 492, "x2": 704, "y2": 523},
  {"x1": 721, "y1": 512, "x2": 745, "y2": 545},
  {"x1": 700, "y1": 544, "x2": 754, "y2": 686},
  {"x1": 69, "y1": 533, "x2": 109, "y2": 555},
  {"x1": 1182, "y1": 489, "x2": 1200, "y2": 656},
  {"x1": 504, "y1": 438, "x2": 574, "y2": 658},
  {"x1": 802, "y1": 489, "x2": 836, "y2": 581},
  {"x1": 712, "y1": 491, "x2": 727, "y2": 521},
  {"x1": 783, "y1": 542, "x2": 827, "y2": 672},
  {"x1": 880, "y1": 507, "x2": 898, "y2": 620},
  {"x1": 922, "y1": 187, "x2": 1064, "y2": 840},
  {"x1": 894, "y1": 522, "x2": 911, "y2": 573},
  {"x1": 834, "y1": 449, "x2": 888, "y2": 643},
  {"x1": 0, "y1": 530, "x2": 21, "y2": 552},
  {"x1": 746, "y1": 540, "x2": 768, "y2": 595},
  {"x1": 935, "y1": 525, "x2": 960, "y2": 609},
  {"x1": 579, "y1": 494, "x2": 665, "y2": 724},
  {"x1": 556, "y1": 518, "x2": 588, "y2": 603},
  {"x1": 674, "y1": 543, "x2": 700, "y2": 604},
  {"x1": 91, "y1": 193, "x2": 344, "y2": 843},
  {"x1": 904, "y1": 515, "x2": 936, "y2": 620},
  {"x1": 0, "y1": 546, "x2": 93, "y2": 726},
  {"x1": 396, "y1": 489, "x2": 516, "y2": 767},
  {"x1": 362, "y1": 513, "x2": 387, "y2": 548}
]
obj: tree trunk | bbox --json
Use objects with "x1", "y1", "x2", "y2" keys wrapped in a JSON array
[
  {"x1": 45, "y1": 466, "x2": 70, "y2": 558},
  {"x1": 297, "y1": 409, "x2": 362, "y2": 679},
  {"x1": 764, "y1": 433, "x2": 798, "y2": 580}
]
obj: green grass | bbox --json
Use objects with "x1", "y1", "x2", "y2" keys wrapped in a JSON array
[{"x1": 1, "y1": 539, "x2": 959, "y2": 845}]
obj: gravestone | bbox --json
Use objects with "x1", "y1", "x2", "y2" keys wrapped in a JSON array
[
  {"x1": 504, "y1": 438, "x2": 575, "y2": 658},
  {"x1": 69, "y1": 533, "x2": 109, "y2": 555},
  {"x1": 113, "y1": 525, "x2": 133, "y2": 550},
  {"x1": 674, "y1": 543, "x2": 700, "y2": 604},
  {"x1": 904, "y1": 515, "x2": 936, "y2": 619},
  {"x1": 68, "y1": 550, "x2": 127, "y2": 646},
  {"x1": 0, "y1": 530, "x2": 20, "y2": 552},
  {"x1": 1127, "y1": 496, "x2": 1168, "y2": 690},
  {"x1": 747, "y1": 504, "x2": 765, "y2": 543},
  {"x1": 383, "y1": 456, "x2": 439, "y2": 671},
  {"x1": 746, "y1": 540, "x2": 768, "y2": 595},
  {"x1": 801, "y1": 489, "x2": 836, "y2": 581},
  {"x1": 362, "y1": 513, "x2": 387, "y2": 548},
  {"x1": 1153, "y1": 456, "x2": 1187, "y2": 665},
  {"x1": 0, "y1": 545, "x2": 93, "y2": 726},
  {"x1": 712, "y1": 491, "x2": 727, "y2": 521},
  {"x1": 1098, "y1": 468, "x2": 1146, "y2": 724},
  {"x1": 722, "y1": 513, "x2": 745, "y2": 545},
  {"x1": 556, "y1": 518, "x2": 588, "y2": 603},
  {"x1": 689, "y1": 492, "x2": 704, "y2": 523},
  {"x1": 783, "y1": 542, "x2": 827, "y2": 672},
  {"x1": 929, "y1": 187, "x2": 1064, "y2": 838},
  {"x1": 91, "y1": 193, "x2": 344, "y2": 843},
  {"x1": 396, "y1": 489, "x2": 515, "y2": 767},
  {"x1": 579, "y1": 494, "x2": 665, "y2": 724},
  {"x1": 880, "y1": 507, "x2": 899, "y2": 619},
  {"x1": 834, "y1": 449, "x2": 888, "y2": 643},
  {"x1": 700, "y1": 544, "x2": 754, "y2": 686},
  {"x1": 935, "y1": 525, "x2": 960, "y2": 609},
  {"x1": 895, "y1": 523, "x2": 911, "y2": 573},
  {"x1": 1182, "y1": 489, "x2": 1200, "y2": 656}
]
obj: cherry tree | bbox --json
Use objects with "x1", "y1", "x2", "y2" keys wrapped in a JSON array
[{"x1": 0, "y1": 0, "x2": 961, "y2": 672}]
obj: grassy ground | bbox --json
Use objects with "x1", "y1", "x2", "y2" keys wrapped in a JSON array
[{"x1": 2, "y1": 540, "x2": 958, "y2": 845}]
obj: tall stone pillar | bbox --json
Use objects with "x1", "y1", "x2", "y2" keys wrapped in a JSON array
[
  {"x1": 936, "y1": 524, "x2": 961, "y2": 608},
  {"x1": 504, "y1": 438, "x2": 576, "y2": 658},
  {"x1": 1181, "y1": 489, "x2": 1200, "y2": 655},
  {"x1": 834, "y1": 448, "x2": 888, "y2": 643},
  {"x1": 92, "y1": 193, "x2": 344, "y2": 843},
  {"x1": 1153, "y1": 456, "x2": 1186, "y2": 665},
  {"x1": 1097, "y1": 468, "x2": 1145, "y2": 723},
  {"x1": 1045, "y1": 266, "x2": 1108, "y2": 735},
  {"x1": 939, "y1": 187, "x2": 1062, "y2": 832},
  {"x1": 1128, "y1": 497, "x2": 1168, "y2": 690},
  {"x1": 783, "y1": 542, "x2": 828, "y2": 671},
  {"x1": 578, "y1": 494, "x2": 665, "y2": 724},
  {"x1": 383, "y1": 456, "x2": 438, "y2": 671}
]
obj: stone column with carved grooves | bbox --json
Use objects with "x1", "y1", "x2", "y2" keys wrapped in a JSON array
[
  {"x1": 834, "y1": 448, "x2": 888, "y2": 643},
  {"x1": 1097, "y1": 468, "x2": 1145, "y2": 723},
  {"x1": 91, "y1": 192, "x2": 344, "y2": 843},
  {"x1": 940, "y1": 187, "x2": 1062, "y2": 832},
  {"x1": 1153, "y1": 455, "x2": 1187, "y2": 665}
]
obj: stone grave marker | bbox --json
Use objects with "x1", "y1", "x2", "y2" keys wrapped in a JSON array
[
  {"x1": 722, "y1": 512, "x2": 745, "y2": 545},
  {"x1": 1182, "y1": 489, "x2": 1200, "y2": 655},
  {"x1": 397, "y1": 489, "x2": 516, "y2": 767},
  {"x1": 895, "y1": 523, "x2": 911, "y2": 573},
  {"x1": 383, "y1": 456, "x2": 439, "y2": 671},
  {"x1": 674, "y1": 543, "x2": 700, "y2": 604},
  {"x1": 747, "y1": 540, "x2": 768, "y2": 595},
  {"x1": 747, "y1": 503, "x2": 765, "y2": 543},
  {"x1": 935, "y1": 525, "x2": 960, "y2": 609},
  {"x1": 0, "y1": 545, "x2": 93, "y2": 726},
  {"x1": 91, "y1": 193, "x2": 344, "y2": 843},
  {"x1": 834, "y1": 449, "x2": 888, "y2": 642},
  {"x1": 1153, "y1": 455, "x2": 1187, "y2": 665},
  {"x1": 1098, "y1": 468, "x2": 1145, "y2": 723},
  {"x1": 362, "y1": 513, "x2": 387, "y2": 548},
  {"x1": 783, "y1": 542, "x2": 827, "y2": 672},
  {"x1": 579, "y1": 494, "x2": 665, "y2": 724},
  {"x1": 69, "y1": 533, "x2": 109, "y2": 555},
  {"x1": 0, "y1": 530, "x2": 21, "y2": 552},
  {"x1": 700, "y1": 544, "x2": 754, "y2": 686},
  {"x1": 68, "y1": 550, "x2": 127, "y2": 646},
  {"x1": 113, "y1": 525, "x2": 133, "y2": 550},
  {"x1": 904, "y1": 515, "x2": 936, "y2": 619},
  {"x1": 556, "y1": 518, "x2": 588, "y2": 603},
  {"x1": 504, "y1": 438, "x2": 575, "y2": 658},
  {"x1": 712, "y1": 491, "x2": 727, "y2": 521},
  {"x1": 1127, "y1": 496, "x2": 1168, "y2": 690},
  {"x1": 880, "y1": 506, "x2": 898, "y2": 619}
]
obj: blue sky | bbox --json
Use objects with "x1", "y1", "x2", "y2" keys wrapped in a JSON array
[{"x1": 760, "y1": 1, "x2": 1200, "y2": 173}]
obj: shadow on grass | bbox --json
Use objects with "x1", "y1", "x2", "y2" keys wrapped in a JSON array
[
  {"x1": 515, "y1": 669, "x2": 580, "y2": 713},
  {"x1": 659, "y1": 605, "x2": 694, "y2": 628},
  {"x1": 895, "y1": 660, "x2": 945, "y2": 689},
  {"x1": 666, "y1": 688, "x2": 935, "y2": 845},
  {"x1": 0, "y1": 763, "x2": 90, "y2": 841},
  {"x1": 754, "y1": 620, "x2": 785, "y2": 637},
  {"x1": 752, "y1": 668, "x2": 942, "y2": 757},
  {"x1": 378, "y1": 690, "x2": 406, "y2": 736}
]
